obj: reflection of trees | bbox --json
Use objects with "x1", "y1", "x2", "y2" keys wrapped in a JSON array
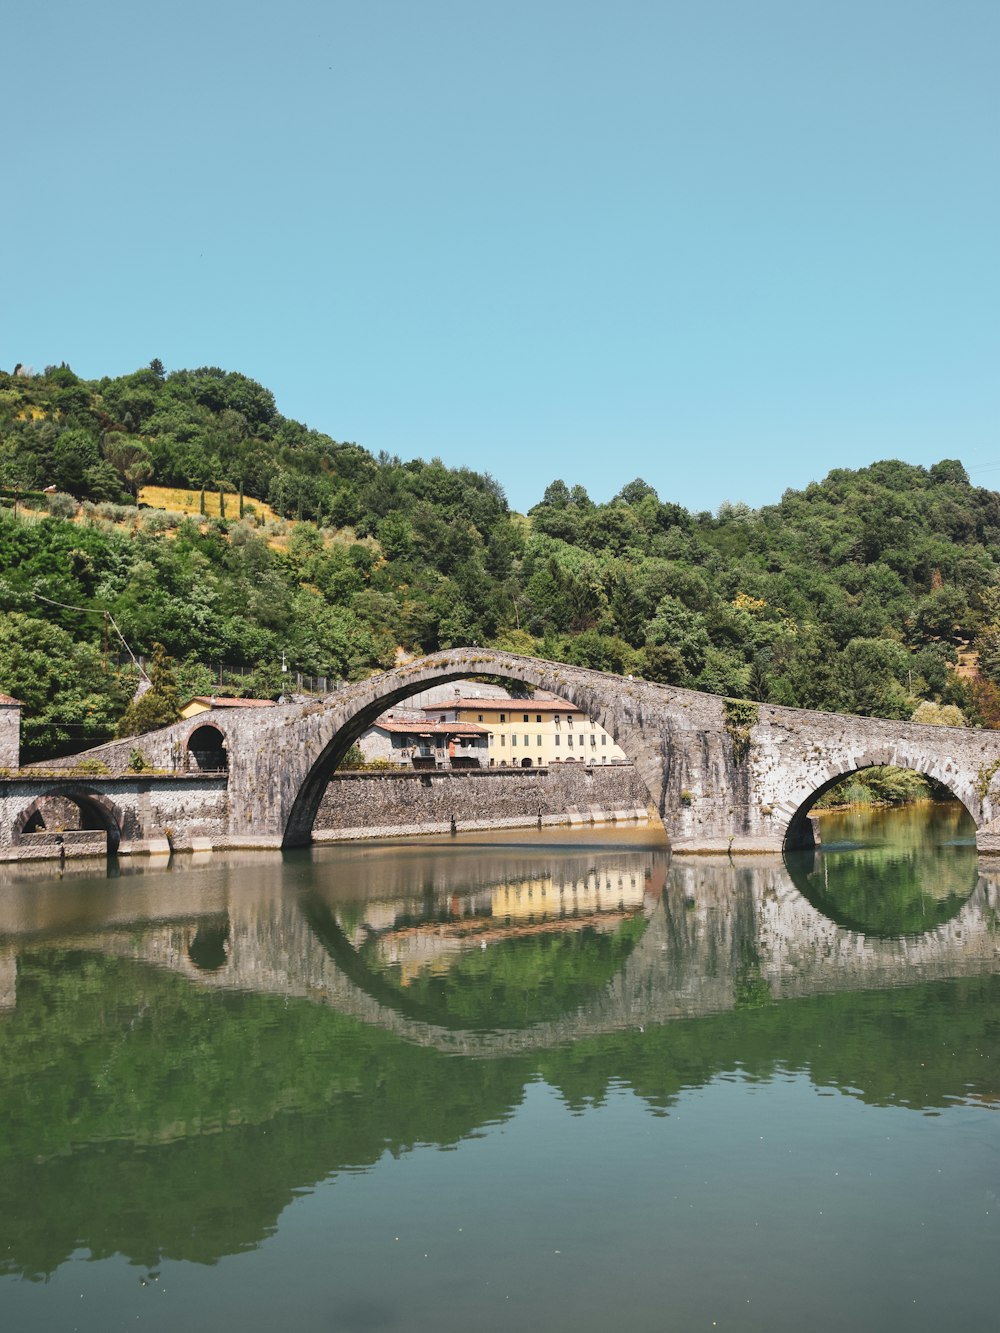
[
  {"x1": 0, "y1": 951, "x2": 531, "y2": 1279},
  {"x1": 789, "y1": 804, "x2": 977, "y2": 936},
  {"x1": 1, "y1": 832, "x2": 999, "y2": 1279},
  {"x1": 2, "y1": 948, "x2": 998, "y2": 1278},
  {"x1": 369, "y1": 917, "x2": 648, "y2": 1030}
]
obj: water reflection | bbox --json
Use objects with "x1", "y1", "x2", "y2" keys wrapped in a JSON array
[
  {"x1": 303, "y1": 852, "x2": 659, "y2": 1032},
  {"x1": 787, "y1": 802, "x2": 978, "y2": 936},
  {"x1": 0, "y1": 826, "x2": 998, "y2": 1294}
]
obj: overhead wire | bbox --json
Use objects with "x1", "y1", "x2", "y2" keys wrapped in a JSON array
[{"x1": 28, "y1": 591, "x2": 149, "y2": 680}]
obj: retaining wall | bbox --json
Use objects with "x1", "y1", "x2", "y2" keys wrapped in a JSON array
[{"x1": 313, "y1": 764, "x2": 653, "y2": 841}]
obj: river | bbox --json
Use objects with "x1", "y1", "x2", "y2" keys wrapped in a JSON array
[{"x1": 0, "y1": 807, "x2": 997, "y2": 1331}]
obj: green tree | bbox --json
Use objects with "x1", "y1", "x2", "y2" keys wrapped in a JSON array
[
  {"x1": 117, "y1": 643, "x2": 181, "y2": 736},
  {"x1": 0, "y1": 613, "x2": 129, "y2": 761}
]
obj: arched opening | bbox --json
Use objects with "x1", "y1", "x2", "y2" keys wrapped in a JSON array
[
  {"x1": 281, "y1": 658, "x2": 659, "y2": 848},
  {"x1": 782, "y1": 765, "x2": 978, "y2": 936},
  {"x1": 13, "y1": 789, "x2": 123, "y2": 855},
  {"x1": 520, "y1": 757, "x2": 533, "y2": 768},
  {"x1": 783, "y1": 764, "x2": 974, "y2": 853},
  {"x1": 187, "y1": 724, "x2": 228, "y2": 773}
]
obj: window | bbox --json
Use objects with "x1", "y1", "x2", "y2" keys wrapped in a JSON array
[
  {"x1": 555, "y1": 736, "x2": 560, "y2": 747},
  {"x1": 478, "y1": 713, "x2": 483, "y2": 722},
  {"x1": 523, "y1": 713, "x2": 529, "y2": 723},
  {"x1": 536, "y1": 714, "x2": 542, "y2": 723},
  {"x1": 523, "y1": 735, "x2": 529, "y2": 746},
  {"x1": 500, "y1": 736, "x2": 506, "y2": 747},
  {"x1": 568, "y1": 735, "x2": 573, "y2": 747},
  {"x1": 512, "y1": 735, "x2": 518, "y2": 746},
  {"x1": 488, "y1": 734, "x2": 494, "y2": 746},
  {"x1": 500, "y1": 713, "x2": 506, "y2": 723},
  {"x1": 537, "y1": 735, "x2": 542, "y2": 746},
  {"x1": 590, "y1": 735, "x2": 596, "y2": 746},
  {"x1": 601, "y1": 735, "x2": 607, "y2": 745}
]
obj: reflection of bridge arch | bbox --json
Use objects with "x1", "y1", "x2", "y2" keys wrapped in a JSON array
[
  {"x1": 752, "y1": 869, "x2": 1000, "y2": 1001},
  {"x1": 783, "y1": 833, "x2": 978, "y2": 937},
  {"x1": 299, "y1": 874, "x2": 662, "y2": 1035},
  {"x1": 18, "y1": 854, "x2": 1000, "y2": 1056}
]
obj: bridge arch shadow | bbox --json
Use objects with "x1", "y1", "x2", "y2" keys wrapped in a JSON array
[
  {"x1": 12, "y1": 787, "x2": 124, "y2": 854},
  {"x1": 281, "y1": 659, "x2": 662, "y2": 848}
]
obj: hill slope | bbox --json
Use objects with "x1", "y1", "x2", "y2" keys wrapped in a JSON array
[{"x1": 2, "y1": 361, "x2": 1000, "y2": 759}]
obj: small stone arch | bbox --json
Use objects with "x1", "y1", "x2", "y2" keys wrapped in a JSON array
[
  {"x1": 520, "y1": 757, "x2": 533, "y2": 768},
  {"x1": 780, "y1": 750, "x2": 979, "y2": 852},
  {"x1": 186, "y1": 722, "x2": 229, "y2": 773},
  {"x1": 12, "y1": 787, "x2": 125, "y2": 853}
]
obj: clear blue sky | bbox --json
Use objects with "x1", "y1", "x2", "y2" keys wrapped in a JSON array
[{"x1": 4, "y1": 0, "x2": 998, "y2": 514}]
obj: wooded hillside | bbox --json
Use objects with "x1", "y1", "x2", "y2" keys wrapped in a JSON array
[{"x1": 3, "y1": 360, "x2": 999, "y2": 759}]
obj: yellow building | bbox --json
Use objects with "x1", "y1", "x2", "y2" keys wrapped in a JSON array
[{"x1": 419, "y1": 696, "x2": 629, "y2": 767}]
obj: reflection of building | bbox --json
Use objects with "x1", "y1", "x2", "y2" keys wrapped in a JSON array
[
  {"x1": 365, "y1": 869, "x2": 648, "y2": 983},
  {"x1": 492, "y1": 868, "x2": 644, "y2": 921}
]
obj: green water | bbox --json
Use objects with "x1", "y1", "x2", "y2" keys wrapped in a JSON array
[{"x1": 0, "y1": 814, "x2": 997, "y2": 1331}]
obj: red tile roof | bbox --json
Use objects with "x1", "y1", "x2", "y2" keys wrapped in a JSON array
[
  {"x1": 376, "y1": 720, "x2": 488, "y2": 736},
  {"x1": 0, "y1": 693, "x2": 23, "y2": 706}
]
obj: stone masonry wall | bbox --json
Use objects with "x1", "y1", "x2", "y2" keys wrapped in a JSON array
[
  {"x1": 0, "y1": 776, "x2": 229, "y2": 861},
  {"x1": 314, "y1": 764, "x2": 652, "y2": 840},
  {"x1": 0, "y1": 705, "x2": 20, "y2": 770}
]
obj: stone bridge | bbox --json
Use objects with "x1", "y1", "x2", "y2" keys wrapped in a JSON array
[{"x1": 6, "y1": 647, "x2": 1000, "y2": 856}]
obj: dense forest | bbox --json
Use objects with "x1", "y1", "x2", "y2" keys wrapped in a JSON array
[{"x1": 3, "y1": 360, "x2": 1000, "y2": 760}]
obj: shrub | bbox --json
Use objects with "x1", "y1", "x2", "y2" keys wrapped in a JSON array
[{"x1": 46, "y1": 491, "x2": 77, "y2": 519}]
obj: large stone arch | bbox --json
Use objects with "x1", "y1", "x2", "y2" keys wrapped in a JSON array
[
  {"x1": 277, "y1": 651, "x2": 665, "y2": 847},
  {"x1": 12, "y1": 787, "x2": 126, "y2": 853},
  {"x1": 778, "y1": 743, "x2": 981, "y2": 852}
]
